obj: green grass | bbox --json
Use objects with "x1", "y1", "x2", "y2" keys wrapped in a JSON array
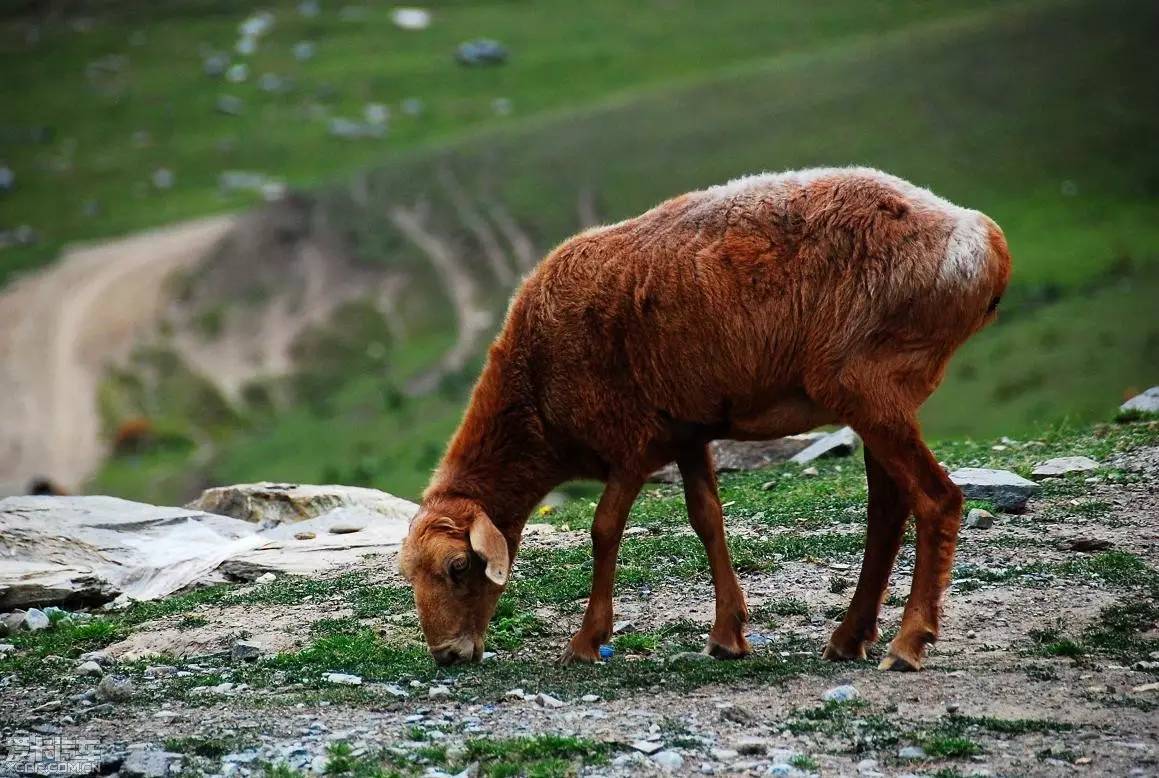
[
  {"x1": 0, "y1": 1, "x2": 998, "y2": 283},
  {"x1": 72, "y1": 0, "x2": 1159, "y2": 505}
]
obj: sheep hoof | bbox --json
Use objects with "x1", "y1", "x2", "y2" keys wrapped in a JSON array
[
  {"x1": 821, "y1": 639, "x2": 868, "y2": 662},
  {"x1": 878, "y1": 649, "x2": 922, "y2": 672},
  {"x1": 705, "y1": 635, "x2": 750, "y2": 660},
  {"x1": 559, "y1": 639, "x2": 601, "y2": 665}
]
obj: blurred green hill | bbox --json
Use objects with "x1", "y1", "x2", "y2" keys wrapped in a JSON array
[{"x1": 2, "y1": 1, "x2": 1155, "y2": 502}]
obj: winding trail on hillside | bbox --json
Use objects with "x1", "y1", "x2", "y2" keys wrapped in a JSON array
[{"x1": 0, "y1": 216, "x2": 235, "y2": 494}]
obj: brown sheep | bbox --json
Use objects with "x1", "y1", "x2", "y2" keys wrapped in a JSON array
[{"x1": 399, "y1": 167, "x2": 1011, "y2": 670}]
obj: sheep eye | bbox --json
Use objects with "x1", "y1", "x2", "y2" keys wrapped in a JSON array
[{"x1": 447, "y1": 555, "x2": 470, "y2": 580}]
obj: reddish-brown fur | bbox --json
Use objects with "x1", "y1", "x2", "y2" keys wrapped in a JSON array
[{"x1": 399, "y1": 168, "x2": 1011, "y2": 669}]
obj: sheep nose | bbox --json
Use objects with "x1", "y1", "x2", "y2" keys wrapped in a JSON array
[{"x1": 431, "y1": 637, "x2": 480, "y2": 666}]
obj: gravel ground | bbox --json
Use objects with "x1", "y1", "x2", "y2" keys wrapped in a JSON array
[{"x1": 2, "y1": 437, "x2": 1156, "y2": 777}]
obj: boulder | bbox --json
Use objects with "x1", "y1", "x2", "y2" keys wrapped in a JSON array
[
  {"x1": 1, "y1": 487, "x2": 416, "y2": 609},
  {"x1": 949, "y1": 468, "x2": 1039, "y2": 512},
  {"x1": 0, "y1": 496, "x2": 260, "y2": 609},
  {"x1": 964, "y1": 508, "x2": 995, "y2": 529},
  {"x1": 121, "y1": 748, "x2": 181, "y2": 778},
  {"x1": 651, "y1": 434, "x2": 825, "y2": 483},
  {"x1": 790, "y1": 426, "x2": 861, "y2": 464},
  {"x1": 186, "y1": 482, "x2": 414, "y2": 527},
  {"x1": 1032, "y1": 456, "x2": 1098, "y2": 479},
  {"x1": 1120, "y1": 386, "x2": 1159, "y2": 415}
]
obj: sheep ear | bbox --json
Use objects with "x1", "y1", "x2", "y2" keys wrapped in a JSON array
[{"x1": 468, "y1": 512, "x2": 510, "y2": 586}]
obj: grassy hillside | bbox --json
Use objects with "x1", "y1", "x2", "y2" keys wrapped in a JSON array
[
  {"x1": 89, "y1": 0, "x2": 1159, "y2": 503},
  {"x1": 0, "y1": 0, "x2": 999, "y2": 284}
]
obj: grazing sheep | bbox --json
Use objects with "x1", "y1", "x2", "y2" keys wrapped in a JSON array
[{"x1": 399, "y1": 167, "x2": 1011, "y2": 670}]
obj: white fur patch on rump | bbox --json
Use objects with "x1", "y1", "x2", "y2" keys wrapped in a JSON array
[{"x1": 705, "y1": 166, "x2": 989, "y2": 288}]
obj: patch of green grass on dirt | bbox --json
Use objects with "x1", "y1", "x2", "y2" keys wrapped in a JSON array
[
  {"x1": 921, "y1": 735, "x2": 982, "y2": 759},
  {"x1": 943, "y1": 715, "x2": 1074, "y2": 735},
  {"x1": 164, "y1": 735, "x2": 255, "y2": 759},
  {"x1": 0, "y1": 617, "x2": 127, "y2": 681}
]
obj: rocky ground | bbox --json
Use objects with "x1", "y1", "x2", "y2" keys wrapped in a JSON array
[{"x1": 1, "y1": 421, "x2": 1157, "y2": 777}]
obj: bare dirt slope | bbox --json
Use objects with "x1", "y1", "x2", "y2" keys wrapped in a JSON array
[{"x1": 0, "y1": 216, "x2": 234, "y2": 494}]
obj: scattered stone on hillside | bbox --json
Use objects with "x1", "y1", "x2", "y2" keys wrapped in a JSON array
[
  {"x1": 1120, "y1": 386, "x2": 1159, "y2": 414},
  {"x1": 216, "y1": 95, "x2": 244, "y2": 115},
  {"x1": 365, "y1": 103, "x2": 390, "y2": 125},
  {"x1": 492, "y1": 97, "x2": 513, "y2": 116},
  {"x1": 23, "y1": 607, "x2": 50, "y2": 630},
  {"x1": 0, "y1": 611, "x2": 23, "y2": 634},
  {"x1": 711, "y1": 748, "x2": 739, "y2": 761},
  {"x1": 203, "y1": 52, "x2": 229, "y2": 77},
  {"x1": 258, "y1": 73, "x2": 287, "y2": 93},
  {"x1": 822, "y1": 684, "x2": 859, "y2": 703},
  {"x1": 0, "y1": 642, "x2": 14, "y2": 654},
  {"x1": 76, "y1": 660, "x2": 103, "y2": 676},
  {"x1": 0, "y1": 164, "x2": 13, "y2": 191},
  {"x1": 651, "y1": 750, "x2": 684, "y2": 771},
  {"x1": 298, "y1": 0, "x2": 320, "y2": 17},
  {"x1": 949, "y1": 468, "x2": 1039, "y2": 512},
  {"x1": 80, "y1": 649, "x2": 111, "y2": 665},
  {"x1": 534, "y1": 692, "x2": 565, "y2": 708},
  {"x1": 1061, "y1": 537, "x2": 1113, "y2": 552},
  {"x1": 293, "y1": 40, "x2": 316, "y2": 61},
  {"x1": 612, "y1": 620, "x2": 634, "y2": 634},
  {"x1": 323, "y1": 672, "x2": 362, "y2": 686},
  {"x1": 802, "y1": 466, "x2": 819, "y2": 477},
  {"x1": 328, "y1": 117, "x2": 385, "y2": 140},
  {"x1": 226, "y1": 63, "x2": 249, "y2": 83},
  {"x1": 965, "y1": 508, "x2": 995, "y2": 529},
  {"x1": 734, "y1": 737, "x2": 771, "y2": 755},
  {"x1": 187, "y1": 482, "x2": 414, "y2": 527},
  {"x1": 294, "y1": 531, "x2": 316, "y2": 541},
  {"x1": 392, "y1": 8, "x2": 432, "y2": 30},
  {"x1": 631, "y1": 740, "x2": 665, "y2": 755},
  {"x1": 230, "y1": 640, "x2": 264, "y2": 662},
  {"x1": 790, "y1": 426, "x2": 861, "y2": 464},
  {"x1": 95, "y1": 674, "x2": 134, "y2": 702},
  {"x1": 455, "y1": 39, "x2": 508, "y2": 66},
  {"x1": 429, "y1": 684, "x2": 452, "y2": 699},
  {"x1": 401, "y1": 97, "x2": 425, "y2": 116},
  {"x1": 898, "y1": 746, "x2": 927, "y2": 760},
  {"x1": 1032, "y1": 456, "x2": 1099, "y2": 479},
  {"x1": 121, "y1": 747, "x2": 181, "y2": 778},
  {"x1": 652, "y1": 434, "x2": 824, "y2": 482},
  {"x1": 581, "y1": 693, "x2": 601, "y2": 703},
  {"x1": 255, "y1": 572, "x2": 276, "y2": 584},
  {"x1": 151, "y1": 168, "x2": 174, "y2": 190}
]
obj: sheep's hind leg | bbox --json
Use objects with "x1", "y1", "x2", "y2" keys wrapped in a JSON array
[
  {"x1": 679, "y1": 445, "x2": 751, "y2": 659},
  {"x1": 852, "y1": 419, "x2": 962, "y2": 671},
  {"x1": 560, "y1": 472, "x2": 644, "y2": 664},
  {"x1": 823, "y1": 446, "x2": 909, "y2": 662}
]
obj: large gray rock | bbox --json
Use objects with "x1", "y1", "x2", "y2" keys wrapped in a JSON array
[
  {"x1": 651, "y1": 434, "x2": 824, "y2": 483},
  {"x1": 1032, "y1": 456, "x2": 1098, "y2": 479},
  {"x1": 186, "y1": 482, "x2": 414, "y2": 527},
  {"x1": 790, "y1": 426, "x2": 861, "y2": 464},
  {"x1": 949, "y1": 468, "x2": 1039, "y2": 512},
  {"x1": 1120, "y1": 387, "x2": 1159, "y2": 415},
  {"x1": 0, "y1": 496, "x2": 258, "y2": 609},
  {"x1": 1, "y1": 487, "x2": 416, "y2": 609},
  {"x1": 121, "y1": 747, "x2": 181, "y2": 778}
]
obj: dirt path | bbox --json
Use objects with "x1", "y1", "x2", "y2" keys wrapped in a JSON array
[{"x1": 0, "y1": 216, "x2": 235, "y2": 494}]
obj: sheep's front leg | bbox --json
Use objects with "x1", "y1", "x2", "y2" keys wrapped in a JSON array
[
  {"x1": 560, "y1": 473, "x2": 644, "y2": 664},
  {"x1": 678, "y1": 445, "x2": 750, "y2": 659},
  {"x1": 824, "y1": 446, "x2": 909, "y2": 661}
]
